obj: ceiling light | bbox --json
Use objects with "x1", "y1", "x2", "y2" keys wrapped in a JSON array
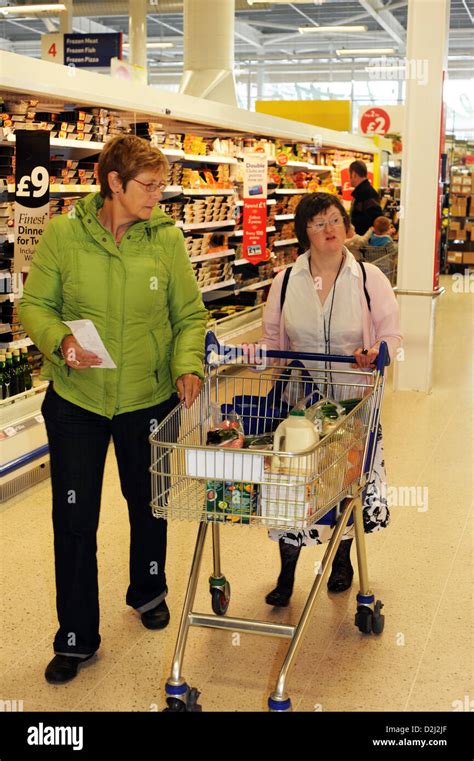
[
  {"x1": 0, "y1": 3, "x2": 66, "y2": 14},
  {"x1": 299, "y1": 25, "x2": 368, "y2": 34},
  {"x1": 123, "y1": 42, "x2": 174, "y2": 49},
  {"x1": 337, "y1": 48, "x2": 396, "y2": 56}
]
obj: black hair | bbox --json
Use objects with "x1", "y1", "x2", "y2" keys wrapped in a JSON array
[
  {"x1": 294, "y1": 192, "x2": 350, "y2": 249},
  {"x1": 349, "y1": 160, "x2": 368, "y2": 178}
]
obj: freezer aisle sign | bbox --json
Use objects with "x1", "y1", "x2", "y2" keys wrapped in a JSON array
[
  {"x1": 64, "y1": 33, "x2": 122, "y2": 67},
  {"x1": 242, "y1": 156, "x2": 270, "y2": 265}
]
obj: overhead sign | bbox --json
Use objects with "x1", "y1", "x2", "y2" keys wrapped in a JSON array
[
  {"x1": 14, "y1": 130, "x2": 50, "y2": 276},
  {"x1": 242, "y1": 156, "x2": 270, "y2": 266},
  {"x1": 360, "y1": 107, "x2": 391, "y2": 136},
  {"x1": 41, "y1": 32, "x2": 64, "y2": 65},
  {"x1": 64, "y1": 33, "x2": 122, "y2": 67}
]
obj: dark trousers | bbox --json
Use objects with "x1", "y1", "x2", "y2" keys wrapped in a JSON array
[{"x1": 41, "y1": 385, "x2": 178, "y2": 657}]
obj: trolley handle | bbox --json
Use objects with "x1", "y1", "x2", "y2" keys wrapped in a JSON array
[{"x1": 205, "y1": 331, "x2": 390, "y2": 375}]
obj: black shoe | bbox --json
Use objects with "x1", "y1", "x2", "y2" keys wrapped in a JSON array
[
  {"x1": 265, "y1": 540, "x2": 301, "y2": 608},
  {"x1": 45, "y1": 654, "x2": 94, "y2": 685},
  {"x1": 141, "y1": 600, "x2": 170, "y2": 630},
  {"x1": 327, "y1": 538, "x2": 354, "y2": 593},
  {"x1": 265, "y1": 586, "x2": 293, "y2": 607}
]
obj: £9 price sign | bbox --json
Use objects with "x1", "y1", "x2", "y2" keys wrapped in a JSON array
[{"x1": 14, "y1": 130, "x2": 50, "y2": 276}]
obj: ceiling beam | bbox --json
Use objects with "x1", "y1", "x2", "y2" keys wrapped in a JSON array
[
  {"x1": 358, "y1": 0, "x2": 406, "y2": 49},
  {"x1": 72, "y1": 17, "x2": 122, "y2": 35},
  {"x1": 235, "y1": 20, "x2": 263, "y2": 50}
]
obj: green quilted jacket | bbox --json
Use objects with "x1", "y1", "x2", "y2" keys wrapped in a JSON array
[{"x1": 19, "y1": 193, "x2": 207, "y2": 418}]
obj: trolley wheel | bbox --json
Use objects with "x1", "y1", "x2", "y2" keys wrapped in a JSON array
[
  {"x1": 371, "y1": 600, "x2": 385, "y2": 635},
  {"x1": 186, "y1": 688, "x2": 202, "y2": 712},
  {"x1": 211, "y1": 581, "x2": 231, "y2": 616},
  {"x1": 355, "y1": 605, "x2": 373, "y2": 634},
  {"x1": 163, "y1": 688, "x2": 202, "y2": 713},
  {"x1": 163, "y1": 697, "x2": 187, "y2": 712}
]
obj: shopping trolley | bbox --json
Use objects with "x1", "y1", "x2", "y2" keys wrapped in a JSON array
[
  {"x1": 362, "y1": 246, "x2": 398, "y2": 286},
  {"x1": 149, "y1": 331, "x2": 390, "y2": 712}
]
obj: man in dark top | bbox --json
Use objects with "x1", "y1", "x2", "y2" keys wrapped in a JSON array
[{"x1": 349, "y1": 160, "x2": 383, "y2": 235}]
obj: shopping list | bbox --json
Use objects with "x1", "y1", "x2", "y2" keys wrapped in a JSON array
[{"x1": 63, "y1": 320, "x2": 117, "y2": 369}]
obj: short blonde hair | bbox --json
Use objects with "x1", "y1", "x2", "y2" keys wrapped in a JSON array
[{"x1": 98, "y1": 135, "x2": 169, "y2": 199}]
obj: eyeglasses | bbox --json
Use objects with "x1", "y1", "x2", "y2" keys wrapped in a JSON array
[
  {"x1": 306, "y1": 214, "x2": 344, "y2": 233},
  {"x1": 132, "y1": 178, "x2": 167, "y2": 193}
]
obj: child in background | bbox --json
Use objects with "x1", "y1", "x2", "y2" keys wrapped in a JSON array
[
  {"x1": 368, "y1": 216, "x2": 396, "y2": 247},
  {"x1": 361, "y1": 215, "x2": 398, "y2": 281},
  {"x1": 344, "y1": 223, "x2": 372, "y2": 259}
]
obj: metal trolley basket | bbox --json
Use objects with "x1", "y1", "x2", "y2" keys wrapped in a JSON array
[{"x1": 149, "y1": 331, "x2": 390, "y2": 712}]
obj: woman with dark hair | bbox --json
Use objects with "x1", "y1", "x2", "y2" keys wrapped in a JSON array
[
  {"x1": 262, "y1": 192, "x2": 402, "y2": 606},
  {"x1": 19, "y1": 135, "x2": 207, "y2": 683}
]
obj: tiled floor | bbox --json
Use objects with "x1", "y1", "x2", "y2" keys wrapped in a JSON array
[{"x1": 1, "y1": 275, "x2": 472, "y2": 712}]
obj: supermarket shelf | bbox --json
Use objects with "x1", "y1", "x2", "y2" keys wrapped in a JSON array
[
  {"x1": 273, "y1": 238, "x2": 298, "y2": 247},
  {"x1": 162, "y1": 185, "x2": 183, "y2": 197},
  {"x1": 284, "y1": 160, "x2": 329, "y2": 171},
  {"x1": 272, "y1": 188, "x2": 309, "y2": 195},
  {"x1": 0, "y1": 133, "x2": 103, "y2": 158},
  {"x1": 233, "y1": 256, "x2": 274, "y2": 266},
  {"x1": 190, "y1": 248, "x2": 236, "y2": 263},
  {"x1": 183, "y1": 153, "x2": 237, "y2": 165},
  {"x1": 200, "y1": 278, "x2": 236, "y2": 294},
  {"x1": 182, "y1": 188, "x2": 235, "y2": 196},
  {"x1": 273, "y1": 262, "x2": 295, "y2": 274},
  {"x1": 238, "y1": 278, "x2": 273, "y2": 292},
  {"x1": 162, "y1": 148, "x2": 185, "y2": 160},
  {"x1": 235, "y1": 198, "x2": 276, "y2": 206},
  {"x1": 275, "y1": 213, "x2": 295, "y2": 221},
  {"x1": 0, "y1": 337, "x2": 33, "y2": 350},
  {"x1": 166, "y1": 186, "x2": 235, "y2": 196},
  {"x1": 236, "y1": 153, "x2": 276, "y2": 164},
  {"x1": 208, "y1": 304, "x2": 264, "y2": 344},
  {"x1": 231, "y1": 226, "x2": 276, "y2": 237},
  {"x1": 0, "y1": 380, "x2": 49, "y2": 409},
  {"x1": 177, "y1": 220, "x2": 236, "y2": 231},
  {"x1": 1, "y1": 182, "x2": 98, "y2": 195}
]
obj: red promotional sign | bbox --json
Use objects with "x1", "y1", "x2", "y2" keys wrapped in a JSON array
[
  {"x1": 242, "y1": 198, "x2": 269, "y2": 265},
  {"x1": 360, "y1": 107, "x2": 391, "y2": 136},
  {"x1": 277, "y1": 153, "x2": 289, "y2": 166}
]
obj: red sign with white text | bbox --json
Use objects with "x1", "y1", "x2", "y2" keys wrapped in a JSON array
[
  {"x1": 242, "y1": 198, "x2": 269, "y2": 265},
  {"x1": 360, "y1": 107, "x2": 391, "y2": 136}
]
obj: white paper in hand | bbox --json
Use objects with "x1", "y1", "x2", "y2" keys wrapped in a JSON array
[{"x1": 64, "y1": 319, "x2": 117, "y2": 369}]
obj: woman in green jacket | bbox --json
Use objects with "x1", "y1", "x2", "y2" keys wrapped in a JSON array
[{"x1": 19, "y1": 135, "x2": 207, "y2": 685}]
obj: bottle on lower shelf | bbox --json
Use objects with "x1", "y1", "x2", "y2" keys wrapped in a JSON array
[{"x1": 0, "y1": 347, "x2": 33, "y2": 400}]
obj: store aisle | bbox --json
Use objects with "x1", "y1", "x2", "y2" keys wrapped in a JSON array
[{"x1": 1, "y1": 275, "x2": 472, "y2": 713}]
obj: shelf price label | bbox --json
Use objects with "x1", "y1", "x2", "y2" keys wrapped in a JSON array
[{"x1": 14, "y1": 130, "x2": 50, "y2": 277}]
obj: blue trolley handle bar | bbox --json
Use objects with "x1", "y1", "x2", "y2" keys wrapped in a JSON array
[{"x1": 205, "y1": 331, "x2": 390, "y2": 376}]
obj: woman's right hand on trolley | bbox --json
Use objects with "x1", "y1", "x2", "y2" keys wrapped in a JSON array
[{"x1": 61, "y1": 335, "x2": 102, "y2": 370}]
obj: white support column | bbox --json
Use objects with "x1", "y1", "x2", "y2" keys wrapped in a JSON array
[
  {"x1": 59, "y1": 0, "x2": 73, "y2": 34},
  {"x1": 393, "y1": 0, "x2": 450, "y2": 393},
  {"x1": 129, "y1": 0, "x2": 147, "y2": 75},
  {"x1": 180, "y1": 0, "x2": 237, "y2": 106}
]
